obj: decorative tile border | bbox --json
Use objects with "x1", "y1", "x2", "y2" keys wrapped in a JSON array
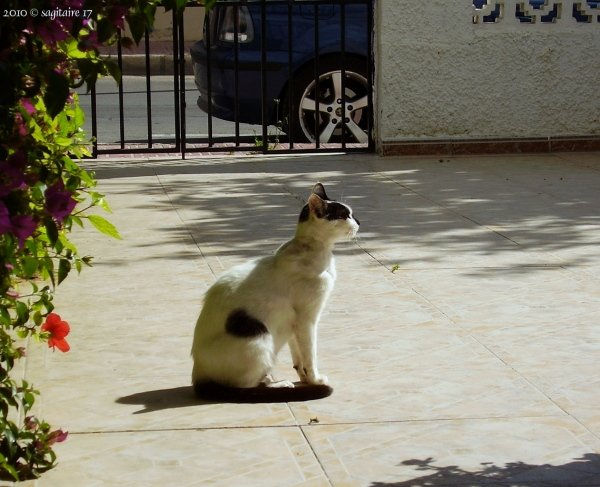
[
  {"x1": 473, "y1": 0, "x2": 600, "y2": 24},
  {"x1": 380, "y1": 137, "x2": 600, "y2": 156}
]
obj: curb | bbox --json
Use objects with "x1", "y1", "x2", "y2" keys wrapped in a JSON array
[{"x1": 104, "y1": 54, "x2": 194, "y2": 76}]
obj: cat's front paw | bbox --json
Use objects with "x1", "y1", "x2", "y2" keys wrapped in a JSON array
[{"x1": 306, "y1": 372, "x2": 329, "y2": 386}]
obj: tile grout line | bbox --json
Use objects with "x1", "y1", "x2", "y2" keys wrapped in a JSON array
[
  {"x1": 153, "y1": 170, "x2": 217, "y2": 278},
  {"x1": 371, "y1": 166, "x2": 600, "y2": 285},
  {"x1": 287, "y1": 402, "x2": 334, "y2": 487},
  {"x1": 392, "y1": 268, "x2": 600, "y2": 444},
  {"x1": 277, "y1": 169, "x2": 599, "y2": 444},
  {"x1": 366, "y1": 166, "x2": 600, "y2": 442},
  {"x1": 66, "y1": 414, "x2": 566, "y2": 436}
]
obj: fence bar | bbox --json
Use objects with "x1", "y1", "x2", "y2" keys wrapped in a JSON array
[
  {"x1": 206, "y1": 9, "x2": 214, "y2": 147},
  {"x1": 340, "y1": 0, "x2": 346, "y2": 149},
  {"x1": 144, "y1": 28, "x2": 153, "y2": 148},
  {"x1": 91, "y1": 83, "x2": 98, "y2": 158},
  {"x1": 116, "y1": 30, "x2": 125, "y2": 149},
  {"x1": 288, "y1": 0, "x2": 294, "y2": 149},
  {"x1": 88, "y1": 1, "x2": 373, "y2": 159},
  {"x1": 172, "y1": 9, "x2": 181, "y2": 152},
  {"x1": 234, "y1": 5, "x2": 240, "y2": 146},
  {"x1": 367, "y1": 0, "x2": 374, "y2": 150},
  {"x1": 314, "y1": 4, "x2": 320, "y2": 148},
  {"x1": 261, "y1": 0, "x2": 268, "y2": 154},
  {"x1": 178, "y1": 10, "x2": 186, "y2": 159}
]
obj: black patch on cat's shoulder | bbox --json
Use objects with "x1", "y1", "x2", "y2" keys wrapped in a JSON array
[
  {"x1": 325, "y1": 202, "x2": 350, "y2": 221},
  {"x1": 298, "y1": 204, "x2": 310, "y2": 222},
  {"x1": 225, "y1": 309, "x2": 269, "y2": 338}
]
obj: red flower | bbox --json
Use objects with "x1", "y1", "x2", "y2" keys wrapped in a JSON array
[{"x1": 41, "y1": 313, "x2": 70, "y2": 352}]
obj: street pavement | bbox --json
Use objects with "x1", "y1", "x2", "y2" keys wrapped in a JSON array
[
  {"x1": 18, "y1": 151, "x2": 600, "y2": 486},
  {"x1": 77, "y1": 76, "x2": 277, "y2": 145}
]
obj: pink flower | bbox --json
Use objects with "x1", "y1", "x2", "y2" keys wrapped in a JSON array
[
  {"x1": 0, "y1": 156, "x2": 26, "y2": 197},
  {"x1": 47, "y1": 429, "x2": 69, "y2": 445},
  {"x1": 79, "y1": 31, "x2": 99, "y2": 51},
  {"x1": 0, "y1": 198, "x2": 37, "y2": 247},
  {"x1": 45, "y1": 180, "x2": 77, "y2": 223},
  {"x1": 36, "y1": 19, "x2": 70, "y2": 46},
  {"x1": 10, "y1": 214, "x2": 37, "y2": 248},
  {"x1": 21, "y1": 98, "x2": 36, "y2": 116},
  {"x1": 14, "y1": 113, "x2": 27, "y2": 136},
  {"x1": 109, "y1": 6, "x2": 128, "y2": 30},
  {"x1": 0, "y1": 201, "x2": 11, "y2": 235},
  {"x1": 6, "y1": 290, "x2": 19, "y2": 298}
]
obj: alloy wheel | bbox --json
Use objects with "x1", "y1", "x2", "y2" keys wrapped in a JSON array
[{"x1": 298, "y1": 70, "x2": 369, "y2": 144}]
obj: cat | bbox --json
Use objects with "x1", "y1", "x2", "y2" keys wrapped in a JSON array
[{"x1": 191, "y1": 183, "x2": 360, "y2": 402}]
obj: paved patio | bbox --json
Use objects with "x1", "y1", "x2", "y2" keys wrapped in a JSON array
[{"x1": 22, "y1": 152, "x2": 600, "y2": 486}]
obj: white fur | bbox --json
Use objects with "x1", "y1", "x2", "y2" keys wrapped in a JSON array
[{"x1": 191, "y1": 192, "x2": 359, "y2": 389}]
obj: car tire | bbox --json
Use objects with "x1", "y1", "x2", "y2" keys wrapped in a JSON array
[{"x1": 281, "y1": 56, "x2": 370, "y2": 144}]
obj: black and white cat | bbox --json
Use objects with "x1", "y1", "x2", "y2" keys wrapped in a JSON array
[{"x1": 191, "y1": 183, "x2": 359, "y2": 401}]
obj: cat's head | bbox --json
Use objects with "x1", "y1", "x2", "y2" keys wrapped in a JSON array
[{"x1": 297, "y1": 183, "x2": 360, "y2": 242}]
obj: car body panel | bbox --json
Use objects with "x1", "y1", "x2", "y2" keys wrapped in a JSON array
[{"x1": 190, "y1": 2, "x2": 369, "y2": 125}]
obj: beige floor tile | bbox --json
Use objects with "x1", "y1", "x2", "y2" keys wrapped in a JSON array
[
  {"x1": 397, "y1": 267, "x2": 600, "y2": 332},
  {"x1": 302, "y1": 418, "x2": 600, "y2": 486},
  {"x1": 32, "y1": 375, "x2": 296, "y2": 433},
  {"x1": 289, "y1": 333, "x2": 560, "y2": 425},
  {"x1": 39, "y1": 427, "x2": 328, "y2": 486}
]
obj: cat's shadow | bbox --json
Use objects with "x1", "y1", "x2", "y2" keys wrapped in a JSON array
[
  {"x1": 116, "y1": 383, "x2": 329, "y2": 413},
  {"x1": 116, "y1": 386, "x2": 209, "y2": 414}
]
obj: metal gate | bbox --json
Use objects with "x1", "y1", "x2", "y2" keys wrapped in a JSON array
[{"x1": 87, "y1": 0, "x2": 374, "y2": 158}]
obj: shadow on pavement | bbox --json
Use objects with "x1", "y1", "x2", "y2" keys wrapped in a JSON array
[
  {"x1": 85, "y1": 154, "x2": 600, "y2": 275},
  {"x1": 116, "y1": 386, "x2": 203, "y2": 414},
  {"x1": 370, "y1": 454, "x2": 600, "y2": 486}
]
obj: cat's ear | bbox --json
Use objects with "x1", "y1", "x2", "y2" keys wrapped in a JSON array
[
  {"x1": 312, "y1": 183, "x2": 329, "y2": 201},
  {"x1": 308, "y1": 193, "x2": 327, "y2": 218}
]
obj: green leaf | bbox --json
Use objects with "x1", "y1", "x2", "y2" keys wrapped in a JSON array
[
  {"x1": 104, "y1": 60, "x2": 121, "y2": 85},
  {"x1": 15, "y1": 301, "x2": 29, "y2": 324},
  {"x1": 0, "y1": 461, "x2": 18, "y2": 481},
  {"x1": 16, "y1": 329, "x2": 28, "y2": 339},
  {"x1": 45, "y1": 219, "x2": 59, "y2": 245},
  {"x1": 127, "y1": 12, "x2": 146, "y2": 44},
  {"x1": 55, "y1": 136, "x2": 72, "y2": 147},
  {"x1": 71, "y1": 215, "x2": 84, "y2": 228},
  {"x1": 44, "y1": 71, "x2": 70, "y2": 119},
  {"x1": 87, "y1": 215, "x2": 122, "y2": 239},
  {"x1": 66, "y1": 39, "x2": 90, "y2": 59},
  {"x1": 23, "y1": 257, "x2": 38, "y2": 277},
  {"x1": 58, "y1": 259, "x2": 71, "y2": 285}
]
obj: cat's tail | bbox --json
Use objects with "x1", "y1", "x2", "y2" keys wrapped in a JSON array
[{"x1": 193, "y1": 380, "x2": 333, "y2": 403}]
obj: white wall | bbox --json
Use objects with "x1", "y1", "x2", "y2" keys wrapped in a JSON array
[{"x1": 375, "y1": 1, "x2": 600, "y2": 145}]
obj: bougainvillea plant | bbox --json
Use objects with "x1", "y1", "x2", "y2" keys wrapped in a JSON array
[{"x1": 0, "y1": 0, "x2": 220, "y2": 480}]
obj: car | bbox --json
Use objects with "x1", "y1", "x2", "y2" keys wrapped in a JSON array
[{"x1": 190, "y1": 1, "x2": 370, "y2": 144}]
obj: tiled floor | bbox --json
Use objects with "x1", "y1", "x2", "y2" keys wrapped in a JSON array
[{"x1": 22, "y1": 152, "x2": 600, "y2": 486}]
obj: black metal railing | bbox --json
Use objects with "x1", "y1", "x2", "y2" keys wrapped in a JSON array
[{"x1": 86, "y1": 0, "x2": 374, "y2": 159}]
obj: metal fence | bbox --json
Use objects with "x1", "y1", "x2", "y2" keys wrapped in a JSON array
[{"x1": 88, "y1": 0, "x2": 374, "y2": 158}]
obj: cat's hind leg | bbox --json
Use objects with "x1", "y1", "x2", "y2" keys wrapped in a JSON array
[{"x1": 289, "y1": 336, "x2": 308, "y2": 383}]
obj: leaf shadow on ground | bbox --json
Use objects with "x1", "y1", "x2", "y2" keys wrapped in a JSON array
[
  {"x1": 369, "y1": 454, "x2": 600, "y2": 486},
  {"x1": 85, "y1": 153, "x2": 600, "y2": 276}
]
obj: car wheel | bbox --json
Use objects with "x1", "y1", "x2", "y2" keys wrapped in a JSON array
[{"x1": 283, "y1": 57, "x2": 370, "y2": 144}]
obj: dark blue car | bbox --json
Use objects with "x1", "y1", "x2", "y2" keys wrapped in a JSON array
[{"x1": 190, "y1": 2, "x2": 370, "y2": 143}]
